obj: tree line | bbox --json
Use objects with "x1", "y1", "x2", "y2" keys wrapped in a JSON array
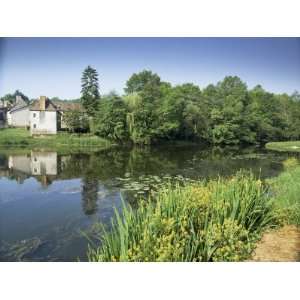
[
  {"x1": 2, "y1": 66, "x2": 300, "y2": 145},
  {"x1": 79, "y1": 66, "x2": 300, "y2": 145}
]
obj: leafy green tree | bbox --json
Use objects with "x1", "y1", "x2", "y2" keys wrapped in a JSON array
[
  {"x1": 124, "y1": 70, "x2": 161, "y2": 94},
  {"x1": 123, "y1": 70, "x2": 163, "y2": 144},
  {"x1": 81, "y1": 66, "x2": 100, "y2": 116},
  {"x1": 248, "y1": 85, "x2": 286, "y2": 143},
  {"x1": 63, "y1": 110, "x2": 89, "y2": 133},
  {"x1": 211, "y1": 76, "x2": 253, "y2": 145},
  {"x1": 95, "y1": 92, "x2": 129, "y2": 142}
]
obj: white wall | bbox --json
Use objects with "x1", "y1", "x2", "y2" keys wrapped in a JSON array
[
  {"x1": 9, "y1": 108, "x2": 30, "y2": 127},
  {"x1": 30, "y1": 111, "x2": 57, "y2": 135},
  {"x1": 31, "y1": 151, "x2": 57, "y2": 175},
  {"x1": 8, "y1": 155, "x2": 31, "y2": 174},
  {"x1": 8, "y1": 151, "x2": 57, "y2": 176}
]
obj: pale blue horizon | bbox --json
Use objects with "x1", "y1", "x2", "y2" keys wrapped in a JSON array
[{"x1": 0, "y1": 37, "x2": 299, "y2": 99}]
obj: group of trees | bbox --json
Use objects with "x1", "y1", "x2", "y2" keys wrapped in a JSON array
[
  {"x1": 3, "y1": 67, "x2": 299, "y2": 145},
  {"x1": 80, "y1": 67, "x2": 300, "y2": 145}
]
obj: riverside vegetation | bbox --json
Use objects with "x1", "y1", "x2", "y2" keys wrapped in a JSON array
[{"x1": 87, "y1": 157, "x2": 300, "y2": 262}]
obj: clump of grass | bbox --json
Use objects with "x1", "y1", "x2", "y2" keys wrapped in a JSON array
[
  {"x1": 87, "y1": 171, "x2": 277, "y2": 262},
  {"x1": 267, "y1": 165, "x2": 300, "y2": 226}
]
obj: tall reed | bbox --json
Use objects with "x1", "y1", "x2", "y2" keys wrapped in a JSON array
[{"x1": 88, "y1": 171, "x2": 277, "y2": 262}]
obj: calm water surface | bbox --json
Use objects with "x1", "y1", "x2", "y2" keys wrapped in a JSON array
[{"x1": 0, "y1": 145, "x2": 296, "y2": 261}]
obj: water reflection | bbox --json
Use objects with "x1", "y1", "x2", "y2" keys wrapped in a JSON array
[
  {"x1": 81, "y1": 178, "x2": 99, "y2": 216},
  {"x1": 0, "y1": 145, "x2": 293, "y2": 213},
  {"x1": 7, "y1": 151, "x2": 57, "y2": 187}
]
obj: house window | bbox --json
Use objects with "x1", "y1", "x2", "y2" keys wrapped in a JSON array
[
  {"x1": 33, "y1": 124, "x2": 37, "y2": 129},
  {"x1": 33, "y1": 113, "x2": 36, "y2": 118}
]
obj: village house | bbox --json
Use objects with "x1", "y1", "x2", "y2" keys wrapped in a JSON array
[
  {"x1": 29, "y1": 96, "x2": 82, "y2": 135},
  {"x1": 7, "y1": 95, "x2": 30, "y2": 127},
  {"x1": 1, "y1": 95, "x2": 82, "y2": 134},
  {"x1": 30, "y1": 96, "x2": 60, "y2": 135}
]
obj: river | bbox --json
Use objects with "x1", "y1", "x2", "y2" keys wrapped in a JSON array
[{"x1": 0, "y1": 144, "x2": 296, "y2": 261}]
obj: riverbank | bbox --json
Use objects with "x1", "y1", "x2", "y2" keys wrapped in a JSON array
[
  {"x1": 267, "y1": 158, "x2": 300, "y2": 226},
  {"x1": 87, "y1": 159, "x2": 300, "y2": 262},
  {"x1": 0, "y1": 128, "x2": 112, "y2": 151},
  {"x1": 251, "y1": 225, "x2": 300, "y2": 261},
  {"x1": 87, "y1": 172, "x2": 279, "y2": 262},
  {"x1": 266, "y1": 141, "x2": 300, "y2": 152}
]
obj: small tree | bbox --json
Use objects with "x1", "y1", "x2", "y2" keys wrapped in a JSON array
[
  {"x1": 63, "y1": 110, "x2": 89, "y2": 133},
  {"x1": 81, "y1": 66, "x2": 100, "y2": 117}
]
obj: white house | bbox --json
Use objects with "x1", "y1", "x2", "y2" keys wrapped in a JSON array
[
  {"x1": 7, "y1": 96, "x2": 30, "y2": 127},
  {"x1": 29, "y1": 96, "x2": 83, "y2": 135},
  {"x1": 29, "y1": 96, "x2": 60, "y2": 135}
]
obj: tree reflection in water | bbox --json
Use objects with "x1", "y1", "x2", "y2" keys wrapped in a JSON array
[
  {"x1": 1, "y1": 145, "x2": 294, "y2": 217},
  {"x1": 81, "y1": 177, "x2": 98, "y2": 216}
]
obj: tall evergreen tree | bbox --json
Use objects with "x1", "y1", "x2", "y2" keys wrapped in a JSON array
[{"x1": 81, "y1": 66, "x2": 100, "y2": 116}]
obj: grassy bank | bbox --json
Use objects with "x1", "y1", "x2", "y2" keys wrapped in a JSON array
[
  {"x1": 266, "y1": 141, "x2": 300, "y2": 152},
  {"x1": 267, "y1": 158, "x2": 300, "y2": 226},
  {"x1": 87, "y1": 172, "x2": 279, "y2": 262},
  {"x1": 0, "y1": 128, "x2": 111, "y2": 151}
]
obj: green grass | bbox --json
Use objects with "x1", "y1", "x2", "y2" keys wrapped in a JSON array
[
  {"x1": 87, "y1": 172, "x2": 278, "y2": 262},
  {"x1": 266, "y1": 141, "x2": 300, "y2": 152},
  {"x1": 0, "y1": 127, "x2": 111, "y2": 151},
  {"x1": 267, "y1": 158, "x2": 300, "y2": 226}
]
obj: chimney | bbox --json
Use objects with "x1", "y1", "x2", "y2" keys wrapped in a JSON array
[{"x1": 39, "y1": 96, "x2": 46, "y2": 111}]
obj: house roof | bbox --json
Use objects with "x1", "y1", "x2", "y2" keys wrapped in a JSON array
[
  {"x1": 30, "y1": 99, "x2": 83, "y2": 112},
  {"x1": 29, "y1": 99, "x2": 58, "y2": 111},
  {"x1": 9, "y1": 97, "x2": 29, "y2": 113},
  {"x1": 52, "y1": 101, "x2": 83, "y2": 112}
]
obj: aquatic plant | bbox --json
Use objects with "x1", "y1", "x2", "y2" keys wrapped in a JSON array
[{"x1": 87, "y1": 171, "x2": 277, "y2": 262}]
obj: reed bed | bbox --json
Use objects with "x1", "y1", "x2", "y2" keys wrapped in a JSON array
[{"x1": 88, "y1": 171, "x2": 278, "y2": 262}]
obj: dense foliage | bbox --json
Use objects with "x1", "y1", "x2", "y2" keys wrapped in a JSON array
[
  {"x1": 87, "y1": 172, "x2": 277, "y2": 262},
  {"x1": 63, "y1": 110, "x2": 90, "y2": 133},
  {"x1": 92, "y1": 69, "x2": 300, "y2": 145}
]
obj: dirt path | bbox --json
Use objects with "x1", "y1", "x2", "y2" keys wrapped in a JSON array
[{"x1": 251, "y1": 225, "x2": 300, "y2": 262}]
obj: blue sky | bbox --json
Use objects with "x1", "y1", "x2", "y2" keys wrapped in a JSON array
[{"x1": 0, "y1": 37, "x2": 299, "y2": 99}]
